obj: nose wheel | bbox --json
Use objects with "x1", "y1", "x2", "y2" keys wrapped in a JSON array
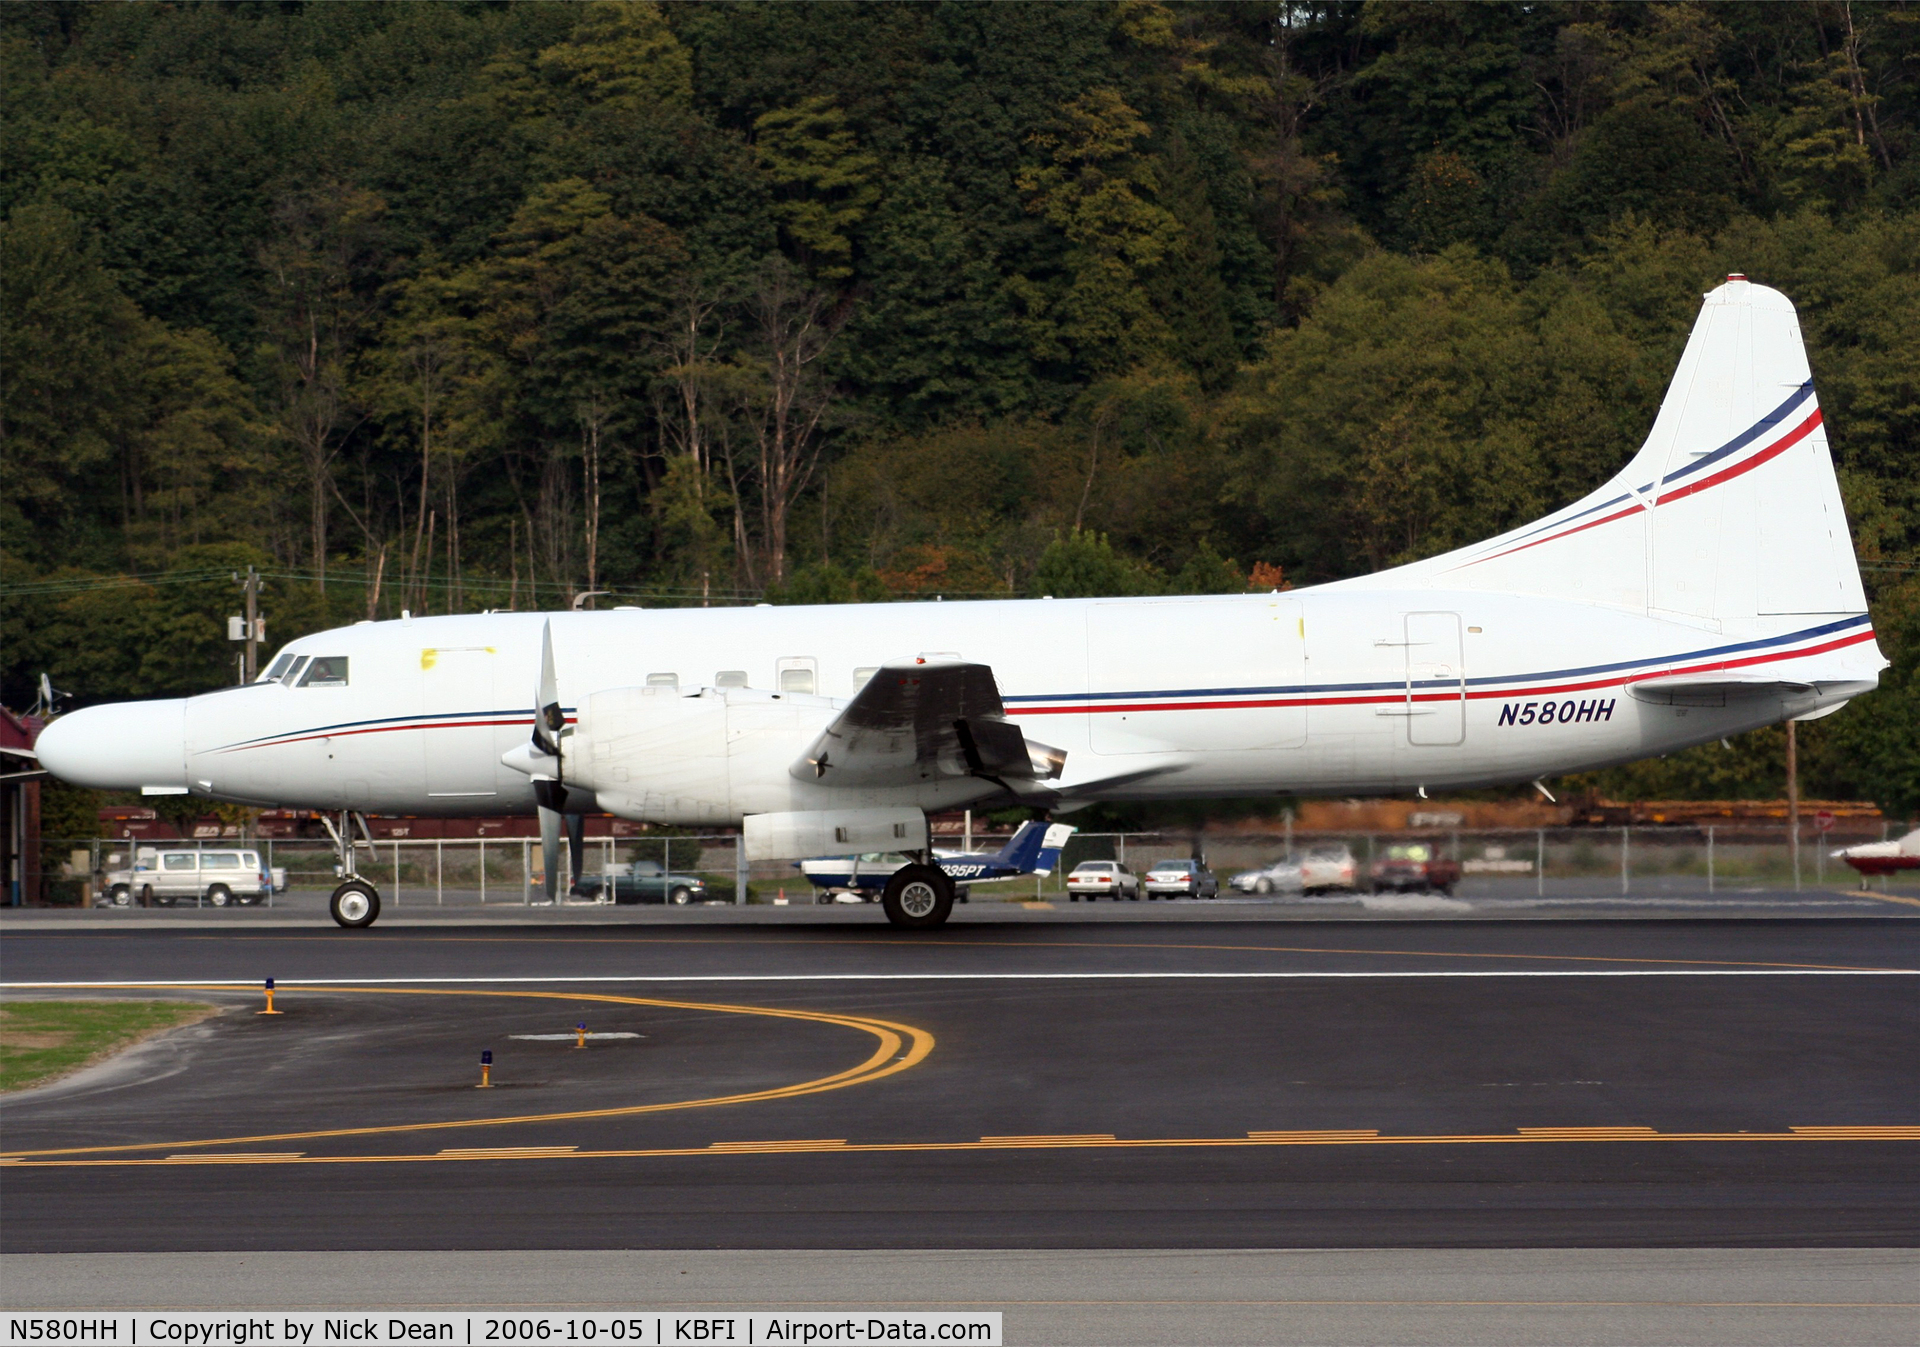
[
  {"x1": 329, "y1": 880, "x2": 381, "y2": 929},
  {"x1": 321, "y1": 810, "x2": 382, "y2": 928}
]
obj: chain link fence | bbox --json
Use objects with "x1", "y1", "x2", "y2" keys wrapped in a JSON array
[{"x1": 28, "y1": 818, "x2": 1918, "y2": 908}]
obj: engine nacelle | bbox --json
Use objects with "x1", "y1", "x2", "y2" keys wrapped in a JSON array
[
  {"x1": 569, "y1": 684, "x2": 1004, "y2": 827},
  {"x1": 567, "y1": 685, "x2": 846, "y2": 825},
  {"x1": 742, "y1": 807, "x2": 928, "y2": 861}
]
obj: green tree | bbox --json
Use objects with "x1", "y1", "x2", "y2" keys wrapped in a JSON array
[
  {"x1": 753, "y1": 96, "x2": 879, "y2": 282},
  {"x1": 537, "y1": 1, "x2": 692, "y2": 113},
  {"x1": 1017, "y1": 88, "x2": 1184, "y2": 373},
  {"x1": 1030, "y1": 529, "x2": 1162, "y2": 598}
]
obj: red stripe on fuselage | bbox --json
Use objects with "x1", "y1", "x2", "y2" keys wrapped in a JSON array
[
  {"x1": 214, "y1": 716, "x2": 554, "y2": 754},
  {"x1": 1003, "y1": 628, "x2": 1875, "y2": 717},
  {"x1": 1459, "y1": 407, "x2": 1824, "y2": 568}
]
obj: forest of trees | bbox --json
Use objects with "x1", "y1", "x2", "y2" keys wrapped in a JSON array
[{"x1": 3, "y1": 1, "x2": 1916, "y2": 812}]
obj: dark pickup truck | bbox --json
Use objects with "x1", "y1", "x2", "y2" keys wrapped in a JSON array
[
  {"x1": 573, "y1": 859, "x2": 711, "y2": 906},
  {"x1": 1369, "y1": 843, "x2": 1462, "y2": 895}
]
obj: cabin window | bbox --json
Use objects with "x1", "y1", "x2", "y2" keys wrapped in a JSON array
[
  {"x1": 162, "y1": 852, "x2": 198, "y2": 870},
  {"x1": 776, "y1": 656, "x2": 817, "y2": 695},
  {"x1": 203, "y1": 853, "x2": 241, "y2": 869},
  {"x1": 714, "y1": 670, "x2": 749, "y2": 688},
  {"x1": 645, "y1": 672, "x2": 679, "y2": 689},
  {"x1": 852, "y1": 666, "x2": 879, "y2": 691},
  {"x1": 298, "y1": 657, "x2": 349, "y2": 687}
]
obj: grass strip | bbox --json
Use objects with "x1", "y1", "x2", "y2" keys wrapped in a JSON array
[{"x1": 1, "y1": 1000, "x2": 216, "y2": 1092}]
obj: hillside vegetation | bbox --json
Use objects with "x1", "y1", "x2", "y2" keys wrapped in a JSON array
[{"x1": 3, "y1": 2, "x2": 1915, "y2": 810}]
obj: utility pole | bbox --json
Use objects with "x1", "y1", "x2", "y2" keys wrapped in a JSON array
[
  {"x1": 230, "y1": 567, "x2": 263, "y2": 682},
  {"x1": 244, "y1": 566, "x2": 260, "y2": 681},
  {"x1": 1786, "y1": 718, "x2": 1800, "y2": 889}
]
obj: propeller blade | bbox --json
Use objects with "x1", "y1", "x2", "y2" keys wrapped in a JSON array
[
  {"x1": 565, "y1": 812, "x2": 586, "y2": 900},
  {"x1": 531, "y1": 619, "x2": 565, "y2": 760},
  {"x1": 538, "y1": 804, "x2": 563, "y2": 905}
]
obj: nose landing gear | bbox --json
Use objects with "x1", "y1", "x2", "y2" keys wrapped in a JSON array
[
  {"x1": 321, "y1": 810, "x2": 383, "y2": 929},
  {"x1": 329, "y1": 879, "x2": 381, "y2": 928}
]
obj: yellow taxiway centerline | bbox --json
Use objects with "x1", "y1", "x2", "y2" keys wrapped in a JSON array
[
  {"x1": 5, "y1": 1126, "x2": 1915, "y2": 1167},
  {"x1": 0, "y1": 985, "x2": 934, "y2": 1160}
]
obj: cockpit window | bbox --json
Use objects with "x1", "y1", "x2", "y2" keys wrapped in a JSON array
[
  {"x1": 261, "y1": 653, "x2": 297, "y2": 682},
  {"x1": 280, "y1": 655, "x2": 310, "y2": 684},
  {"x1": 298, "y1": 657, "x2": 349, "y2": 687}
]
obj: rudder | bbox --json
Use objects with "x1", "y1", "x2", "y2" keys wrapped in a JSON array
[{"x1": 1347, "y1": 276, "x2": 1869, "y2": 635}]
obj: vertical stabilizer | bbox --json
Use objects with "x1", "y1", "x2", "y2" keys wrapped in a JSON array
[{"x1": 1342, "y1": 278, "x2": 1869, "y2": 633}]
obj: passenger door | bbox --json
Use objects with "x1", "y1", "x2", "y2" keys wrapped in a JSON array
[
  {"x1": 1404, "y1": 612, "x2": 1465, "y2": 746},
  {"x1": 159, "y1": 851, "x2": 199, "y2": 897}
]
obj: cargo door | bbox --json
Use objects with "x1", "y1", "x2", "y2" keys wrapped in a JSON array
[
  {"x1": 1404, "y1": 612, "x2": 1465, "y2": 746},
  {"x1": 421, "y1": 645, "x2": 500, "y2": 799}
]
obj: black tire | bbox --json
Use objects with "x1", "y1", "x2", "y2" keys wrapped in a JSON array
[
  {"x1": 669, "y1": 886, "x2": 694, "y2": 906},
  {"x1": 206, "y1": 884, "x2": 232, "y2": 907},
  {"x1": 329, "y1": 880, "x2": 381, "y2": 929},
  {"x1": 111, "y1": 885, "x2": 131, "y2": 907},
  {"x1": 881, "y1": 864, "x2": 953, "y2": 930}
]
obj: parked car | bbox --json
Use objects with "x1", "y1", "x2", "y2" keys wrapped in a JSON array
[
  {"x1": 1067, "y1": 860, "x2": 1141, "y2": 901},
  {"x1": 1369, "y1": 843, "x2": 1462, "y2": 895},
  {"x1": 1298, "y1": 844, "x2": 1358, "y2": 895},
  {"x1": 104, "y1": 847, "x2": 274, "y2": 907},
  {"x1": 573, "y1": 859, "x2": 710, "y2": 905},
  {"x1": 1143, "y1": 858, "x2": 1219, "y2": 899},
  {"x1": 1230, "y1": 860, "x2": 1305, "y2": 895}
]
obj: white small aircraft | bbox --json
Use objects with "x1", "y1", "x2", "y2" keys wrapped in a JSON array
[{"x1": 37, "y1": 277, "x2": 1885, "y2": 929}]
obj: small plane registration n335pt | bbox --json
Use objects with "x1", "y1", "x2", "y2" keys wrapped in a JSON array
[{"x1": 35, "y1": 278, "x2": 1886, "y2": 929}]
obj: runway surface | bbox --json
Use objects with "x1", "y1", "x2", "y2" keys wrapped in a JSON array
[
  {"x1": 5, "y1": 1249, "x2": 1918, "y2": 1346},
  {"x1": 3, "y1": 918, "x2": 1916, "y2": 1252}
]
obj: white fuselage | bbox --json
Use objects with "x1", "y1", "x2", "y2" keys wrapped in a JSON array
[{"x1": 100, "y1": 587, "x2": 1874, "y2": 823}]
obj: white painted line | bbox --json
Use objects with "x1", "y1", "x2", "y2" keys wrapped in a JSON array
[{"x1": 3, "y1": 968, "x2": 1916, "y2": 988}]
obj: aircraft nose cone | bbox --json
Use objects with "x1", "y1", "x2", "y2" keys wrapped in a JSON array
[{"x1": 34, "y1": 700, "x2": 188, "y2": 791}]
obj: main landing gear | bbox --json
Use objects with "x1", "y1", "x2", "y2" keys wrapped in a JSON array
[
  {"x1": 322, "y1": 810, "x2": 382, "y2": 930},
  {"x1": 881, "y1": 862, "x2": 955, "y2": 930}
]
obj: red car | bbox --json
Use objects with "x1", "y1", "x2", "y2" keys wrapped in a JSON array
[{"x1": 1369, "y1": 843, "x2": 1462, "y2": 895}]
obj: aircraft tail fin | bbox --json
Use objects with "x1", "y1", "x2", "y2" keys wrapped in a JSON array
[
  {"x1": 988, "y1": 820, "x2": 1048, "y2": 871},
  {"x1": 1349, "y1": 277, "x2": 1870, "y2": 631},
  {"x1": 985, "y1": 820, "x2": 1078, "y2": 876}
]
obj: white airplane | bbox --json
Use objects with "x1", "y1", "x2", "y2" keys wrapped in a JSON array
[{"x1": 36, "y1": 277, "x2": 1885, "y2": 929}]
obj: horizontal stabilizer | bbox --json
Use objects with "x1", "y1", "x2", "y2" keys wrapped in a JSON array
[{"x1": 1628, "y1": 673, "x2": 1813, "y2": 707}]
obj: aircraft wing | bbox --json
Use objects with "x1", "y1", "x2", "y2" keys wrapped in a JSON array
[{"x1": 793, "y1": 657, "x2": 1066, "y2": 790}]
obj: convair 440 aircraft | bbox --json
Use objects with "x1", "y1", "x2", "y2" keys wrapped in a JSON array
[{"x1": 37, "y1": 278, "x2": 1886, "y2": 929}]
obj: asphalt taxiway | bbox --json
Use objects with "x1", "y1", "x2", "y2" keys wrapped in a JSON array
[{"x1": 3, "y1": 916, "x2": 1916, "y2": 1253}]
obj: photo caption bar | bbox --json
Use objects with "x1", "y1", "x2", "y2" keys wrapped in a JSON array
[{"x1": 2, "y1": 1315, "x2": 1001, "y2": 1347}]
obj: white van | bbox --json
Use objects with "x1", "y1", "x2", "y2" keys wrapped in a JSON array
[{"x1": 106, "y1": 848, "x2": 276, "y2": 907}]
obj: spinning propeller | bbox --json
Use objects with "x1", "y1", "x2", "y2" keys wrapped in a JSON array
[{"x1": 525, "y1": 620, "x2": 583, "y2": 903}]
